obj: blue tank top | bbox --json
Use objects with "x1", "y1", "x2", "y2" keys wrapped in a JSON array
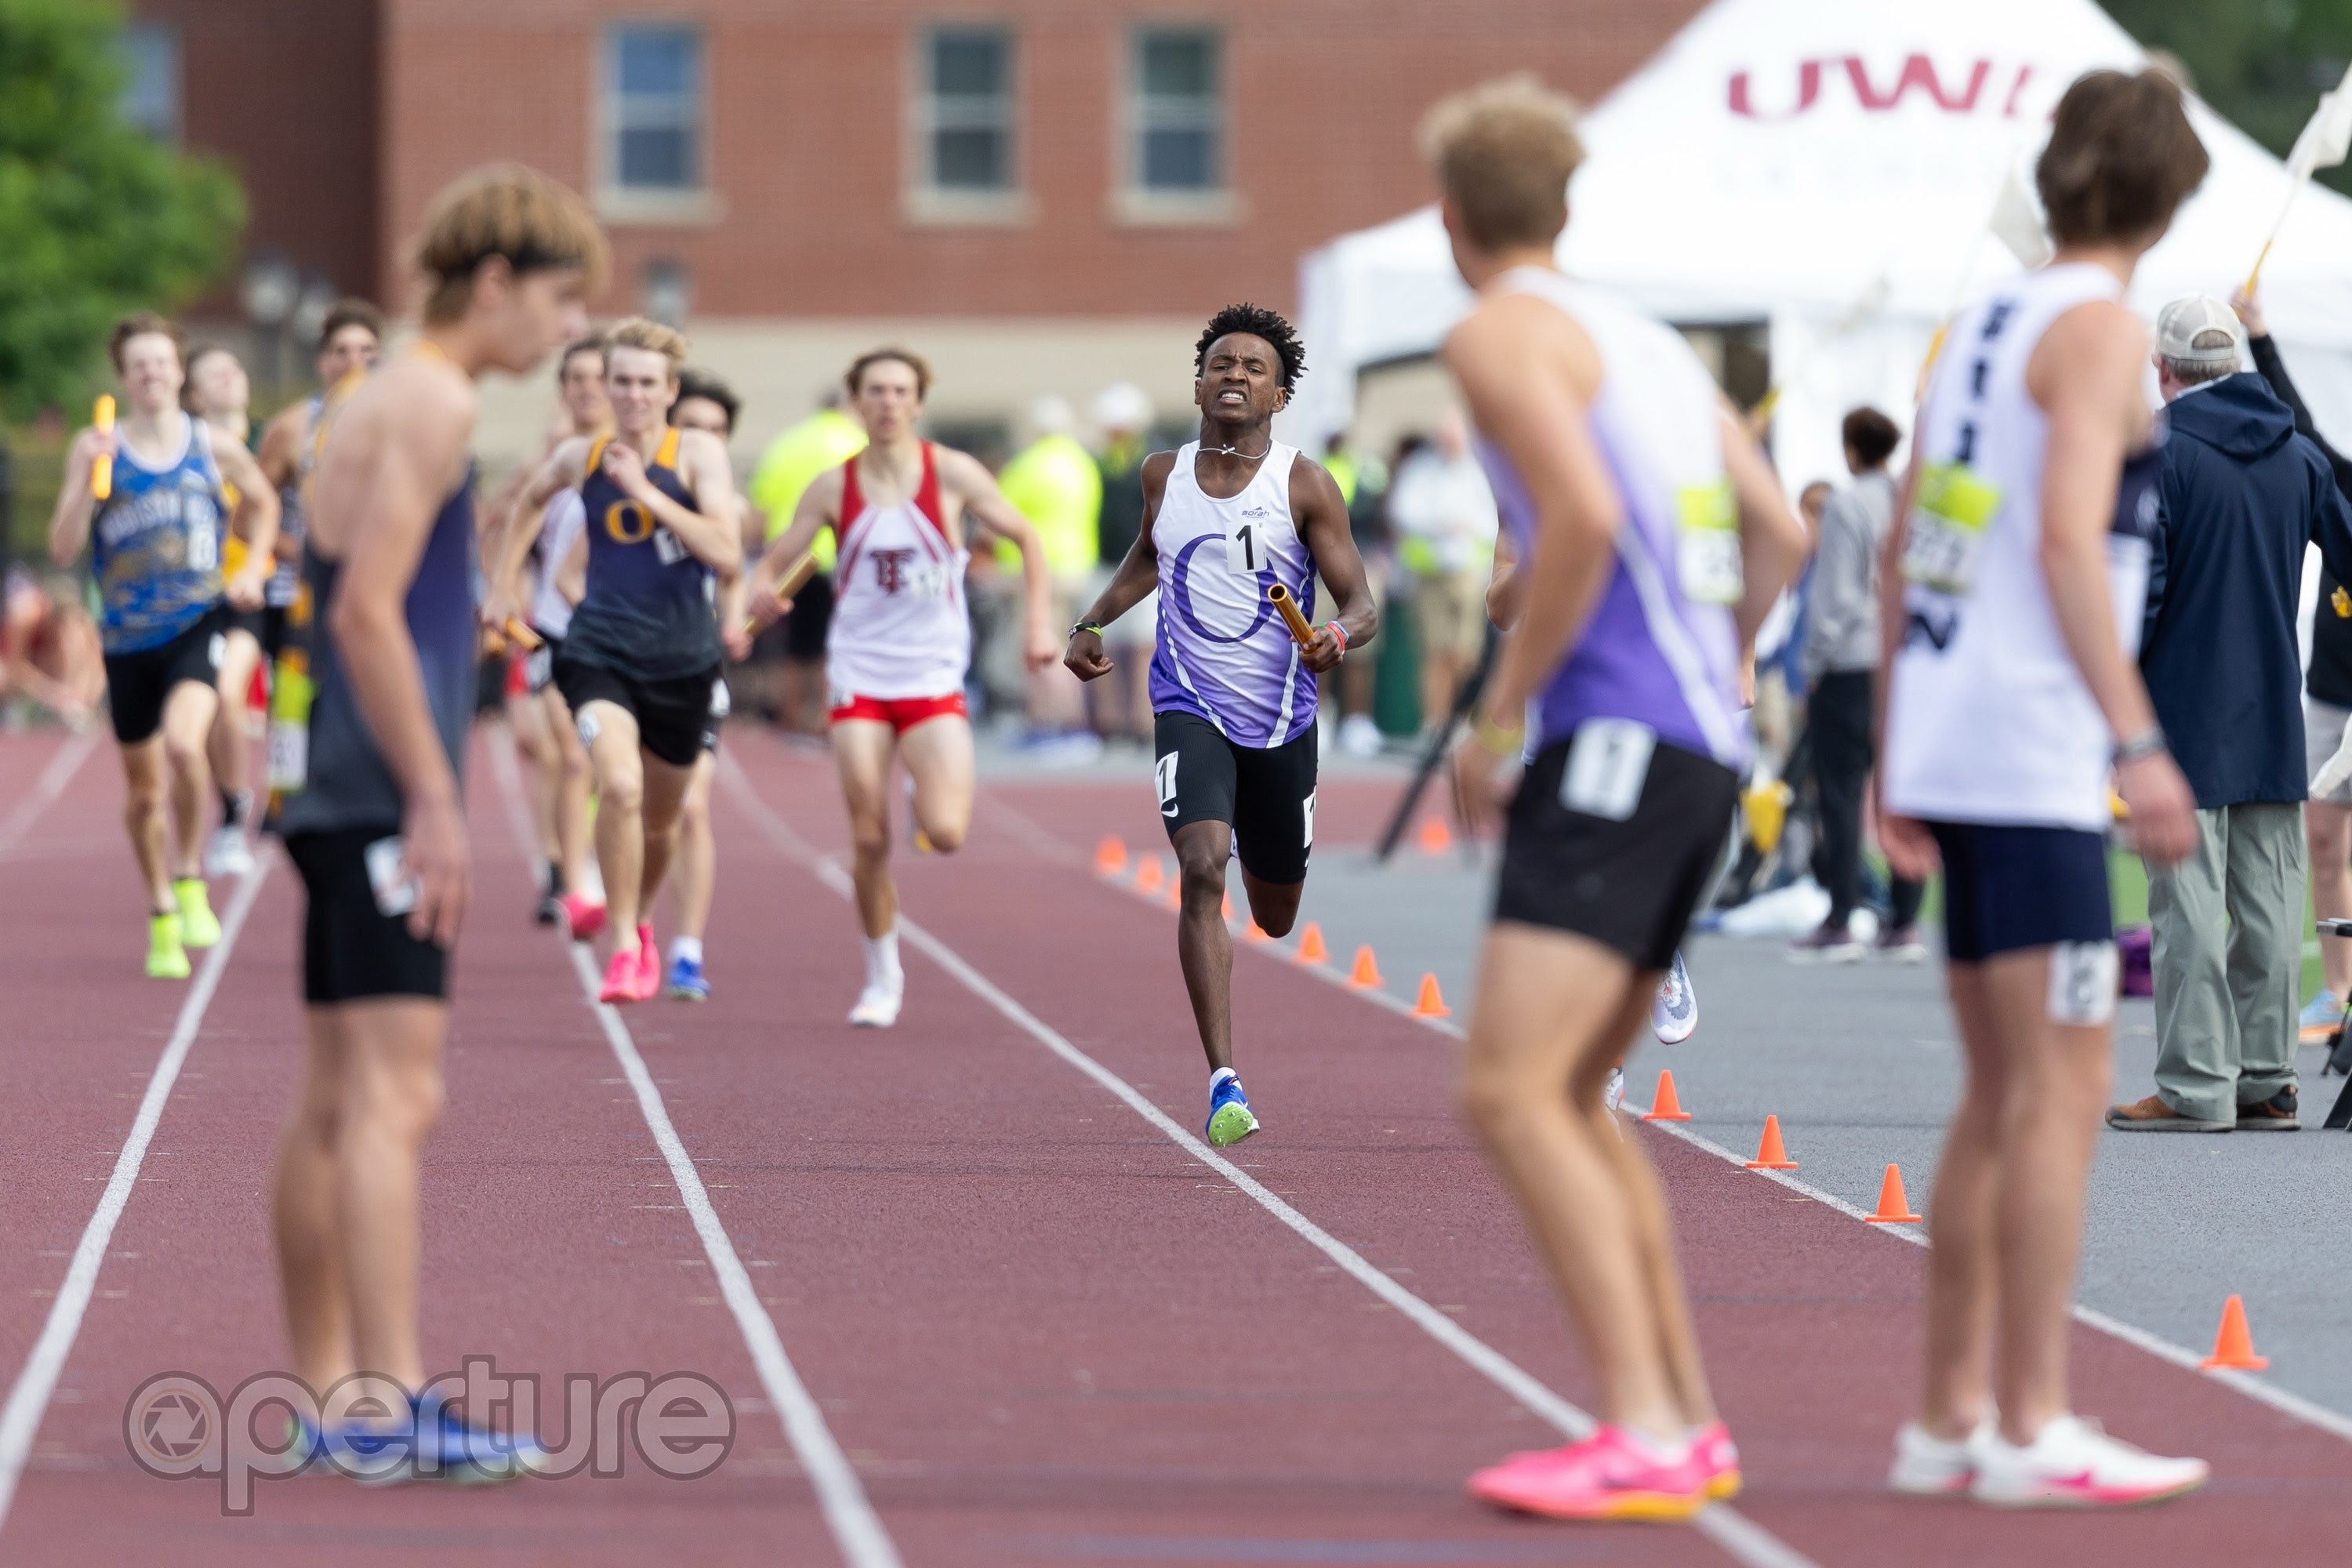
[
  {"x1": 89, "y1": 412, "x2": 227, "y2": 653},
  {"x1": 564, "y1": 428, "x2": 720, "y2": 679},
  {"x1": 277, "y1": 466, "x2": 479, "y2": 835}
]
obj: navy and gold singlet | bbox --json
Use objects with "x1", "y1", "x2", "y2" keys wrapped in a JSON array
[{"x1": 565, "y1": 428, "x2": 720, "y2": 680}]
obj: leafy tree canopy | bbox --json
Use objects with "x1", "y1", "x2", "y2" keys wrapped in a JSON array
[{"x1": 2108, "y1": 0, "x2": 2352, "y2": 194}]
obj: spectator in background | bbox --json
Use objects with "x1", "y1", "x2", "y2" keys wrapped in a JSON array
[
  {"x1": 1089, "y1": 383, "x2": 1155, "y2": 746},
  {"x1": 1329, "y1": 430, "x2": 1392, "y2": 757},
  {"x1": 1385, "y1": 409, "x2": 1498, "y2": 729},
  {"x1": 1751, "y1": 478, "x2": 1832, "y2": 772},
  {"x1": 997, "y1": 397, "x2": 1102, "y2": 753},
  {"x1": 2, "y1": 567, "x2": 103, "y2": 729},
  {"x1": 2109, "y1": 296, "x2": 2352, "y2": 1134},
  {"x1": 1791, "y1": 408, "x2": 1922, "y2": 962},
  {"x1": 748, "y1": 388, "x2": 866, "y2": 734},
  {"x1": 2234, "y1": 285, "x2": 2352, "y2": 1042}
]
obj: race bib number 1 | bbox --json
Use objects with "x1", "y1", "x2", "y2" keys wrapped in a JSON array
[
  {"x1": 1225, "y1": 517, "x2": 1265, "y2": 575},
  {"x1": 1560, "y1": 718, "x2": 1655, "y2": 822},
  {"x1": 1901, "y1": 462, "x2": 2002, "y2": 595},
  {"x1": 1674, "y1": 480, "x2": 1742, "y2": 605}
]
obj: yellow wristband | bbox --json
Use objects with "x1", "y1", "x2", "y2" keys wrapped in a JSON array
[{"x1": 1470, "y1": 713, "x2": 1524, "y2": 755}]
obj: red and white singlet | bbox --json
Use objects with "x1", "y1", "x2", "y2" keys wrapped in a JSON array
[{"x1": 826, "y1": 442, "x2": 971, "y2": 709}]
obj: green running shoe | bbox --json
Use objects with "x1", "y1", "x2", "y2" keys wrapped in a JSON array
[
  {"x1": 1206, "y1": 1073, "x2": 1259, "y2": 1147},
  {"x1": 174, "y1": 877, "x2": 222, "y2": 949},
  {"x1": 146, "y1": 911, "x2": 191, "y2": 979}
]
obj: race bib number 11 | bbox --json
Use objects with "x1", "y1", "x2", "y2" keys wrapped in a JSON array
[{"x1": 1901, "y1": 462, "x2": 2002, "y2": 595}]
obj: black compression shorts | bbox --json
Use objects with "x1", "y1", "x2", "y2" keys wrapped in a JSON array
[
  {"x1": 557, "y1": 654, "x2": 723, "y2": 767},
  {"x1": 285, "y1": 826, "x2": 450, "y2": 1004},
  {"x1": 1152, "y1": 709, "x2": 1318, "y2": 885},
  {"x1": 102, "y1": 604, "x2": 228, "y2": 746}
]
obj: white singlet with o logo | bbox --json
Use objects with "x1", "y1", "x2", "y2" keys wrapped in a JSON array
[{"x1": 824, "y1": 443, "x2": 971, "y2": 702}]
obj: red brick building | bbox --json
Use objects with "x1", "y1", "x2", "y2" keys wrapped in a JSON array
[{"x1": 132, "y1": 0, "x2": 1702, "y2": 456}]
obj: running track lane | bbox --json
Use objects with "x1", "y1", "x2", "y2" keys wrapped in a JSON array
[
  {"x1": 727, "y1": 733, "x2": 2352, "y2": 1567},
  {"x1": 0, "y1": 734, "x2": 851, "y2": 1564}
]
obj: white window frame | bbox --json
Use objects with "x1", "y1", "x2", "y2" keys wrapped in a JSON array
[
  {"x1": 597, "y1": 20, "x2": 724, "y2": 226},
  {"x1": 1114, "y1": 21, "x2": 1240, "y2": 226},
  {"x1": 905, "y1": 20, "x2": 1029, "y2": 226}
]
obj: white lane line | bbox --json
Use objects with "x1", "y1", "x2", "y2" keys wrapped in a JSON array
[
  {"x1": 488, "y1": 735, "x2": 902, "y2": 1568},
  {"x1": 0, "y1": 729, "x2": 99, "y2": 859},
  {"x1": 719, "y1": 753, "x2": 1819, "y2": 1568},
  {"x1": 1069, "y1": 822, "x2": 2352, "y2": 1452},
  {"x1": 0, "y1": 855, "x2": 270, "y2": 1528}
]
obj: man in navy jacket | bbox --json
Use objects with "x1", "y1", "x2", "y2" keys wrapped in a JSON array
[{"x1": 2111, "y1": 296, "x2": 2352, "y2": 1133}]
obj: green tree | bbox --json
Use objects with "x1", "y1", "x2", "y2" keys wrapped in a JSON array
[
  {"x1": 2106, "y1": 0, "x2": 2352, "y2": 194},
  {"x1": 0, "y1": 0, "x2": 242, "y2": 419}
]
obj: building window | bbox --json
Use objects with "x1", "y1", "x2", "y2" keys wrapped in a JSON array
[
  {"x1": 1130, "y1": 26, "x2": 1223, "y2": 193},
  {"x1": 919, "y1": 24, "x2": 1016, "y2": 194},
  {"x1": 606, "y1": 24, "x2": 703, "y2": 191},
  {"x1": 120, "y1": 21, "x2": 179, "y2": 140}
]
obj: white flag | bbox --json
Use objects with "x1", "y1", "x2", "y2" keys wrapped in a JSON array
[
  {"x1": 2289, "y1": 64, "x2": 2352, "y2": 180},
  {"x1": 1989, "y1": 162, "x2": 2052, "y2": 269}
]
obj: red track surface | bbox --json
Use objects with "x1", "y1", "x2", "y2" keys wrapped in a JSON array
[{"x1": 3, "y1": 724, "x2": 2347, "y2": 1566}]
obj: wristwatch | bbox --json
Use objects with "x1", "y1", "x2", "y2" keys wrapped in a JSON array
[{"x1": 2113, "y1": 724, "x2": 2166, "y2": 764}]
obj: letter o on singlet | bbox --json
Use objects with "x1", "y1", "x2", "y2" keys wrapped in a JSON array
[
  {"x1": 1168, "y1": 534, "x2": 1276, "y2": 644},
  {"x1": 605, "y1": 499, "x2": 654, "y2": 544}
]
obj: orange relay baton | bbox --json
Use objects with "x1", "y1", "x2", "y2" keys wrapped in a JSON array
[
  {"x1": 1266, "y1": 582, "x2": 1314, "y2": 647},
  {"x1": 91, "y1": 395, "x2": 115, "y2": 501},
  {"x1": 742, "y1": 550, "x2": 819, "y2": 635}
]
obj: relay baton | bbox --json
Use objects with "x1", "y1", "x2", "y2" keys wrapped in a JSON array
[
  {"x1": 1266, "y1": 583, "x2": 1315, "y2": 647},
  {"x1": 91, "y1": 396, "x2": 116, "y2": 501},
  {"x1": 742, "y1": 550, "x2": 818, "y2": 634}
]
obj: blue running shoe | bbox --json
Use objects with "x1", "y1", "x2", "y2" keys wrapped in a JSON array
[
  {"x1": 2299, "y1": 988, "x2": 2344, "y2": 1043},
  {"x1": 405, "y1": 1390, "x2": 549, "y2": 1485},
  {"x1": 1206, "y1": 1073, "x2": 1259, "y2": 1148},
  {"x1": 666, "y1": 952, "x2": 710, "y2": 1001}
]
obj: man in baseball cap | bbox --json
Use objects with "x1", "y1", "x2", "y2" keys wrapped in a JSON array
[{"x1": 2110, "y1": 292, "x2": 2352, "y2": 1132}]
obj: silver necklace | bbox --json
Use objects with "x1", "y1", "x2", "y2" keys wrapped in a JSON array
[{"x1": 1200, "y1": 437, "x2": 1271, "y2": 459}]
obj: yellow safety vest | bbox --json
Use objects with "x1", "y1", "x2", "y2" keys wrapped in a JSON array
[{"x1": 748, "y1": 408, "x2": 869, "y2": 570}]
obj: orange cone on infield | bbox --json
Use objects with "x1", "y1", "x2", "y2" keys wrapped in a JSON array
[
  {"x1": 2201, "y1": 1294, "x2": 2268, "y2": 1369},
  {"x1": 1411, "y1": 973, "x2": 1450, "y2": 1018},
  {"x1": 1094, "y1": 836, "x2": 1127, "y2": 876},
  {"x1": 1348, "y1": 946, "x2": 1384, "y2": 988},
  {"x1": 1641, "y1": 1069, "x2": 1691, "y2": 1121},
  {"x1": 1134, "y1": 858, "x2": 1163, "y2": 895},
  {"x1": 1417, "y1": 815, "x2": 1453, "y2": 854},
  {"x1": 1744, "y1": 1116, "x2": 1798, "y2": 1170},
  {"x1": 1865, "y1": 1163, "x2": 1922, "y2": 1222},
  {"x1": 1296, "y1": 923, "x2": 1329, "y2": 964}
]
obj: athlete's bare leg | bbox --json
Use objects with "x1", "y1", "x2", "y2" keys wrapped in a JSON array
[
  {"x1": 118, "y1": 737, "x2": 173, "y2": 910},
  {"x1": 1171, "y1": 818, "x2": 1239, "y2": 1074},
  {"x1": 327, "y1": 998, "x2": 445, "y2": 1391},
  {"x1": 582, "y1": 701, "x2": 651, "y2": 942},
  {"x1": 833, "y1": 718, "x2": 901, "y2": 938},
  {"x1": 633, "y1": 753, "x2": 695, "y2": 918},
  {"x1": 1921, "y1": 948, "x2": 2111, "y2": 1446},
  {"x1": 1918, "y1": 962, "x2": 2005, "y2": 1440},
  {"x1": 667, "y1": 753, "x2": 716, "y2": 942},
  {"x1": 539, "y1": 682, "x2": 592, "y2": 895},
  {"x1": 272, "y1": 1008, "x2": 357, "y2": 1391},
  {"x1": 1461, "y1": 923, "x2": 1697, "y2": 1443},
  {"x1": 209, "y1": 626, "x2": 261, "y2": 813},
  {"x1": 509, "y1": 681, "x2": 561, "y2": 869},
  {"x1": 897, "y1": 712, "x2": 973, "y2": 852},
  {"x1": 159, "y1": 679, "x2": 219, "y2": 880}
]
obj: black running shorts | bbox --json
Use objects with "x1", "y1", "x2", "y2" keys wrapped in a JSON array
[
  {"x1": 285, "y1": 826, "x2": 449, "y2": 1004},
  {"x1": 1494, "y1": 724, "x2": 1737, "y2": 972},
  {"x1": 222, "y1": 605, "x2": 266, "y2": 648},
  {"x1": 557, "y1": 654, "x2": 722, "y2": 767},
  {"x1": 1153, "y1": 709, "x2": 1317, "y2": 885},
  {"x1": 103, "y1": 604, "x2": 227, "y2": 746},
  {"x1": 1926, "y1": 821, "x2": 2111, "y2": 963}
]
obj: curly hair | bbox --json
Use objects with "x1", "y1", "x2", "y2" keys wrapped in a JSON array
[{"x1": 1195, "y1": 303, "x2": 1305, "y2": 393}]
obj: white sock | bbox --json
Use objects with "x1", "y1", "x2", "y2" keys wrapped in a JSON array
[
  {"x1": 863, "y1": 928, "x2": 902, "y2": 989},
  {"x1": 1210, "y1": 1067, "x2": 1236, "y2": 1092},
  {"x1": 670, "y1": 935, "x2": 702, "y2": 965}
]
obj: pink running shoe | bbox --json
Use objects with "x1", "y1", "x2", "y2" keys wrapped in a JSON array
[
  {"x1": 597, "y1": 943, "x2": 639, "y2": 1004},
  {"x1": 1469, "y1": 1425, "x2": 1711, "y2": 1521},
  {"x1": 630, "y1": 924, "x2": 661, "y2": 1002},
  {"x1": 1692, "y1": 1421, "x2": 1740, "y2": 1500},
  {"x1": 561, "y1": 892, "x2": 608, "y2": 942}
]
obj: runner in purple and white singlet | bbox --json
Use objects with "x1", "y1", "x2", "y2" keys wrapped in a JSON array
[
  {"x1": 1430, "y1": 80, "x2": 1807, "y2": 1522},
  {"x1": 1066, "y1": 303, "x2": 1377, "y2": 1147}
]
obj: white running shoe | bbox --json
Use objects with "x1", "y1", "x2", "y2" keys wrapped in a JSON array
[
  {"x1": 1651, "y1": 952, "x2": 1697, "y2": 1044},
  {"x1": 1602, "y1": 1066, "x2": 1626, "y2": 1116},
  {"x1": 1888, "y1": 1420, "x2": 1986, "y2": 1496},
  {"x1": 848, "y1": 978, "x2": 903, "y2": 1029},
  {"x1": 1969, "y1": 1414, "x2": 2208, "y2": 1508},
  {"x1": 203, "y1": 823, "x2": 255, "y2": 879},
  {"x1": 1338, "y1": 713, "x2": 1383, "y2": 757}
]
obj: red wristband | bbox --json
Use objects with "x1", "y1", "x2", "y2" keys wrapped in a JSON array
[{"x1": 1327, "y1": 620, "x2": 1349, "y2": 651}]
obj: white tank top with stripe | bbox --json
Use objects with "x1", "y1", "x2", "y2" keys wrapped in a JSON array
[
  {"x1": 825, "y1": 442, "x2": 971, "y2": 701},
  {"x1": 529, "y1": 488, "x2": 586, "y2": 640}
]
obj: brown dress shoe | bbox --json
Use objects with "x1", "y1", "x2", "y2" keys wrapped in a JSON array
[{"x1": 2106, "y1": 1094, "x2": 2232, "y2": 1132}]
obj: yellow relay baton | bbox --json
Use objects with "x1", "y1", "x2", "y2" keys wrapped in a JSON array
[
  {"x1": 1266, "y1": 582, "x2": 1315, "y2": 647},
  {"x1": 742, "y1": 550, "x2": 819, "y2": 635},
  {"x1": 91, "y1": 395, "x2": 116, "y2": 501}
]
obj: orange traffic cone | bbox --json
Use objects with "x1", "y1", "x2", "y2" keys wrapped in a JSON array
[
  {"x1": 1744, "y1": 1116, "x2": 1798, "y2": 1170},
  {"x1": 1296, "y1": 923, "x2": 1329, "y2": 964},
  {"x1": 1243, "y1": 920, "x2": 1272, "y2": 943},
  {"x1": 1865, "y1": 1163, "x2": 1922, "y2": 1222},
  {"x1": 1094, "y1": 836, "x2": 1127, "y2": 876},
  {"x1": 1348, "y1": 946, "x2": 1384, "y2": 988},
  {"x1": 1410, "y1": 973, "x2": 1450, "y2": 1018},
  {"x1": 1417, "y1": 815, "x2": 1453, "y2": 854},
  {"x1": 1641, "y1": 1069, "x2": 1691, "y2": 1121},
  {"x1": 2200, "y1": 1294, "x2": 2268, "y2": 1370},
  {"x1": 1134, "y1": 858, "x2": 1163, "y2": 895}
]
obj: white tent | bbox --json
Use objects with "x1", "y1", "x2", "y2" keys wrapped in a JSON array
[{"x1": 1288, "y1": 0, "x2": 2352, "y2": 498}]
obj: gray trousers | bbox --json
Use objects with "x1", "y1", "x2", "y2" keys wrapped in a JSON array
[{"x1": 2144, "y1": 802, "x2": 2304, "y2": 1120}]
